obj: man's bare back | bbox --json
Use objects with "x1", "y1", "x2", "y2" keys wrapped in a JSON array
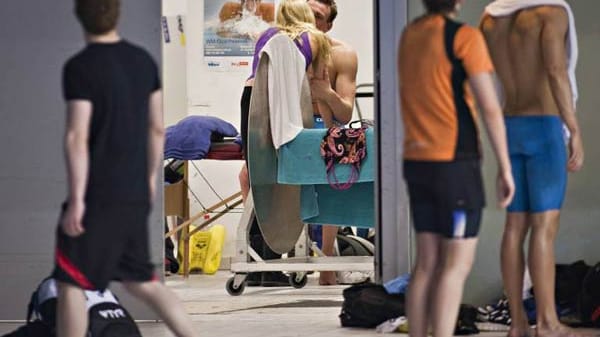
[
  {"x1": 481, "y1": 5, "x2": 586, "y2": 337},
  {"x1": 481, "y1": 6, "x2": 569, "y2": 116}
]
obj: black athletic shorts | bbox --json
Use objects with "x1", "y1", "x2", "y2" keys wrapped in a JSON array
[
  {"x1": 53, "y1": 201, "x2": 156, "y2": 291},
  {"x1": 403, "y1": 159, "x2": 485, "y2": 239},
  {"x1": 240, "y1": 85, "x2": 252, "y2": 158}
]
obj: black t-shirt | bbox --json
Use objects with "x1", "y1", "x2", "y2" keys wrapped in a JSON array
[{"x1": 62, "y1": 40, "x2": 161, "y2": 203}]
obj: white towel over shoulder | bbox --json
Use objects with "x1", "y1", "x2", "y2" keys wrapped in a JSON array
[
  {"x1": 485, "y1": 0, "x2": 578, "y2": 104},
  {"x1": 260, "y1": 33, "x2": 307, "y2": 149}
]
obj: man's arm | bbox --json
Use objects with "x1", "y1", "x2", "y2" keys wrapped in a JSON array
[
  {"x1": 148, "y1": 90, "x2": 165, "y2": 201},
  {"x1": 469, "y1": 73, "x2": 515, "y2": 208},
  {"x1": 62, "y1": 100, "x2": 92, "y2": 237},
  {"x1": 310, "y1": 45, "x2": 358, "y2": 125},
  {"x1": 541, "y1": 8, "x2": 583, "y2": 171}
]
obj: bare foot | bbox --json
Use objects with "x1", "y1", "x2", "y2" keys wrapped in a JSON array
[
  {"x1": 507, "y1": 324, "x2": 533, "y2": 337},
  {"x1": 537, "y1": 324, "x2": 598, "y2": 337},
  {"x1": 319, "y1": 271, "x2": 337, "y2": 285}
]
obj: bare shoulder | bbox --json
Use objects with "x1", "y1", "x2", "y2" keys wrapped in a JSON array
[
  {"x1": 534, "y1": 6, "x2": 569, "y2": 33},
  {"x1": 480, "y1": 13, "x2": 496, "y2": 34},
  {"x1": 330, "y1": 38, "x2": 356, "y2": 54},
  {"x1": 330, "y1": 38, "x2": 357, "y2": 64},
  {"x1": 535, "y1": 5, "x2": 568, "y2": 26},
  {"x1": 534, "y1": 5, "x2": 568, "y2": 18}
]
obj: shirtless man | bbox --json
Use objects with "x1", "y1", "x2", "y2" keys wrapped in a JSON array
[
  {"x1": 481, "y1": 5, "x2": 584, "y2": 337},
  {"x1": 307, "y1": 0, "x2": 358, "y2": 286}
]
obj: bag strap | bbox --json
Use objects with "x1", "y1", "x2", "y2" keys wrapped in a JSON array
[
  {"x1": 26, "y1": 288, "x2": 37, "y2": 322},
  {"x1": 27, "y1": 276, "x2": 50, "y2": 322},
  {"x1": 327, "y1": 164, "x2": 359, "y2": 191}
]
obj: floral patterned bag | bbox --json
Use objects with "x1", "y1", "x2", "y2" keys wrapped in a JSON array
[{"x1": 320, "y1": 126, "x2": 368, "y2": 190}]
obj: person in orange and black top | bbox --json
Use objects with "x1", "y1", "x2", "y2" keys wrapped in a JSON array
[{"x1": 398, "y1": 1, "x2": 515, "y2": 337}]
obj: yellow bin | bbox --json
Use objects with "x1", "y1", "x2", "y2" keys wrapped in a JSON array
[{"x1": 178, "y1": 224, "x2": 226, "y2": 275}]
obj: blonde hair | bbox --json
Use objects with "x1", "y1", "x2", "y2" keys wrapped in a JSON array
[{"x1": 275, "y1": 0, "x2": 330, "y2": 69}]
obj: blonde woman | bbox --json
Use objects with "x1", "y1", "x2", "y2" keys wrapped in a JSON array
[{"x1": 238, "y1": 0, "x2": 331, "y2": 287}]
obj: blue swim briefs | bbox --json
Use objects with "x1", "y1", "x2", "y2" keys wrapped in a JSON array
[{"x1": 505, "y1": 116, "x2": 567, "y2": 213}]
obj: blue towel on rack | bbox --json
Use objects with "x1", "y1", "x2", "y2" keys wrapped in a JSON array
[{"x1": 278, "y1": 128, "x2": 375, "y2": 227}]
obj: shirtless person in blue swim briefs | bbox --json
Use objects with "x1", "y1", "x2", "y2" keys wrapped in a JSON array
[{"x1": 481, "y1": 4, "x2": 584, "y2": 337}]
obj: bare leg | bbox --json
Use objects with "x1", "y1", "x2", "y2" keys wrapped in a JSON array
[
  {"x1": 431, "y1": 237, "x2": 478, "y2": 337},
  {"x1": 319, "y1": 225, "x2": 338, "y2": 285},
  {"x1": 502, "y1": 212, "x2": 533, "y2": 337},
  {"x1": 407, "y1": 232, "x2": 442, "y2": 337},
  {"x1": 528, "y1": 211, "x2": 584, "y2": 337},
  {"x1": 56, "y1": 282, "x2": 88, "y2": 337},
  {"x1": 239, "y1": 164, "x2": 249, "y2": 203},
  {"x1": 123, "y1": 281, "x2": 198, "y2": 337}
]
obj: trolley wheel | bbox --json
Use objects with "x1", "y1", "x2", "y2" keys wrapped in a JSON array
[
  {"x1": 289, "y1": 273, "x2": 308, "y2": 289},
  {"x1": 226, "y1": 277, "x2": 246, "y2": 296}
]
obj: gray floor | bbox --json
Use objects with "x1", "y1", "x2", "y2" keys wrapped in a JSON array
[{"x1": 0, "y1": 272, "x2": 515, "y2": 337}]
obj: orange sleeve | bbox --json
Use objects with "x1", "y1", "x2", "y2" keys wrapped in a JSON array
[{"x1": 455, "y1": 26, "x2": 495, "y2": 76}]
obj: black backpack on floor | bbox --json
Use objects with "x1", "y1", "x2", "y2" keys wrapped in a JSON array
[
  {"x1": 1, "y1": 278, "x2": 141, "y2": 337},
  {"x1": 556, "y1": 260, "x2": 591, "y2": 312},
  {"x1": 85, "y1": 291, "x2": 142, "y2": 337},
  {"x1": 339, "y1": 282, "x2": 405, "y2": 328},
  {"x1": 579, "y1": 262, "x2": 600, "y2": 327}
]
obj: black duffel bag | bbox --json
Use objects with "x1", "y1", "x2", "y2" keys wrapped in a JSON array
[{"x1": 339, "y1": 282, "x2": 405, "y2": 328}]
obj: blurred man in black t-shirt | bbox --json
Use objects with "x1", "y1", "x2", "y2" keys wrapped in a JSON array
[{"x1": 52, "y1": 1, "x2": 198, "y2": 336}]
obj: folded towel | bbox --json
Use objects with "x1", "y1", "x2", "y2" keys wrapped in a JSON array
[
  {"x1": 260, "y1": 33, "x2": 308, "y2": 149},
  {"x1": 164, "y1": 116, "x2": 238, "y2": 160},
  {"x1": 485, "y1": 0, "x2": 578, "y2": 104}
]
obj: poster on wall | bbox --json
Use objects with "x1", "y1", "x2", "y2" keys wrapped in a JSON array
[{"x1": 204, "y1": 0, "x2": 275, "y2": 72}]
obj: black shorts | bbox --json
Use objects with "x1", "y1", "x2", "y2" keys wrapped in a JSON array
[
  {"x1": 240, "y1": 85, "x2": 252, "y2": 159},
  {"x1": 404, "y1": 159, "x2": 485, "y2": 239},
  {"x1": 53, "y1": 201, "x2": 156, "y2": 291}
]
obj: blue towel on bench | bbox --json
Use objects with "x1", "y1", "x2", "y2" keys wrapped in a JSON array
[{"x1": 164, "y1": 116, "x2": 239, "y2": 160}]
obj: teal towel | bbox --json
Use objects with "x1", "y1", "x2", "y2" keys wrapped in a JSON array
[
  {"x1": 278, "y1": 128, "x2": 374, "y2": 184},
  {"x1": 278, "y1": 128, "x2": 374, "y2": 227},
  {"x1": 301, "y1": 183, "x2": 374, "y2": 227}
]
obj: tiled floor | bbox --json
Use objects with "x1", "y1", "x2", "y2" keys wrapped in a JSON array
[
  {"x1": 148, "y1": 271, "x2": 388, "y2": 336},
  {"x1": 0, "y1": 272, "x2": 512, "y2": 337}
]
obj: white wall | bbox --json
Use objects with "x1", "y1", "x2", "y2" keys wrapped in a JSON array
[
  {"x1": 162, "y1": 0, "x2": 375, "y2": 262},
  {"x1": 162, "y1": 0, "x2": 189, "y2": 126},
  {"x1": 163, "y1": 0, "x2": 187, "y2": 15}
]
